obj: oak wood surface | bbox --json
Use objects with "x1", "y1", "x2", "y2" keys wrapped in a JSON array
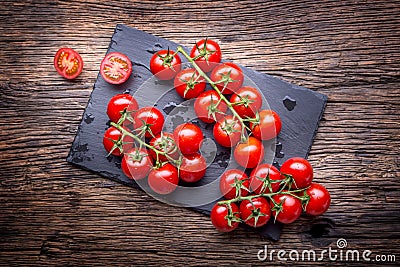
[{"x1": 0, "y1": 0, "x2": 399, "y2": 266}]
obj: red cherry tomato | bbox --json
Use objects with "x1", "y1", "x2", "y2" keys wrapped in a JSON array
[
  {"x1": 234, "y1": 137, "x2": 264, "y2": 169},
  {"x1": 210, "y1": 62, "x2": 244, "y2": 95},
  {"x1": 219, "y1": 169, "x2": 249, "y2": 200},
  {"x1": 304, "y1": 183, "x2": 331, "y2": 216},
  {"x1": 213, "y1": 115, "x2": 242, "y2": 147},
  {"x1": 106, "y1": 94, "x2": 139, "y2": 123},
  {"x1": 271, "y1": 193, "x2": 302, "y2": 224},
  {"x1": 240, "y1": 197, "x2": 271, "y2": 228},
  {"x1": 147, "y1": 163, "x2": 179, "y2": 195},
  {"x1": 173, "y1": 123, "x2": 204, "y2": 155},
  {"x1": 210, "y1": 203, "x2": 240, "y2": 233},
  {"x1": 179, "y1": 153, "x2": 207, "y2": 183},
  {"x1": 100, "y1": 52, "x2": 132, "y2": 84},
  {"x1": 150, "y1": 49, "x2": 181, "y2": 80},
  {"x1": 280, "y1": 157, "x2": 313, "y2": 189},
  {"x1": 121, "y1": 148, "x2": 153, "y2": 180},
  {"x1": 174, "y1": 68, "x2": 206, "y2": 99},
  {"x1": 249, "y1": 164, "x2": 281, "y2": 194},
  {"x1": 133, "y1": 107, "x2": 165, "y2": 138},
  {"x1": 149, "y1": 132, "x2": 180, "y2": 163},
  {"x1": 194, "y1": 90, "x2": 228, "y2": 123},
  {"x1": 103, "y1": 126, "x2": 134, "y2": 157},
  {"x1": 54, "y1": 47, "x2": 83, "y2": 79},
  {"x1": 190, "y1": 39, "x2": 222, "y2": 72},
  {"x1": 250, "y1": 110, "x2": 282, "y2": 141},
  {"x1": 230, "y1": 86, "x2": 262, "y2": 118}
]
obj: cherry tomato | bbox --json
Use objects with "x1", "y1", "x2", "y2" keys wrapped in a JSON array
[
  {"x1": 54, "y1": 47, "x2": 83, "y2": 79},
  {"x1": 150, "y1": 49, "x2": 181, "y2": 80},
  {"x1": 106, "y1": 94, "x2": 139, "y2": 123},
  {"x1": 249, "y1": 164, "x2": 281, "y2": 194},
  {"x1": 174, "y1": 68, "x2": 206, "y2": 99},
  {"x1": 194, "y1": 90, "x2": 228, "y2": 123},
  {"x1": 304, "y1": 183, "x2": 331, "y2": 216},
  {"x1": 173, "y1": 123, "x2": 204, "y2": 155},
  {"x1": 234, "y1": 137, "x2": 264, "y2": 169},
  {"x1": 271, "y1": 193, "x2": 302, "y2": 224},
  {"x1": 210, "y1": 203, "x2": 240, "y2": 233},
  {"x1": 121, "y1": 148, "x2": 153, "y2": 180},
  {"x1": 103, "y1": 126, "x2": 134, "y2": 157},
  {"x1": 179, "y1": 153, "x2": 207, "y2": 183},
  {"x1": 133, "y1": 107, "x2": 165, "y2": 138},
  {"x1": 190, "y1": 39, "x2": 222, "y2": 73},
  {"x1": 219, "y1": 169, "x2": 249, "y2": 200},
  {"x1": 100, "y1": 52, "x2": 132, "y2": 84},
  {"x1": 230, "y1": 86, "x2": 262, "y2": 118},
  {"x1": 210, "y1": 62, "x2": 244, "y2": 95},
  {"x1": 250, "y1": 110, "x2": 282, "y2": 141},
  {"x1": 240, "y1": 197, "x2": 271, "y2": 228},
  {"x1": 147, "y1": 163, "x2": 179, "y2": 195},
  {"x1": 213, "y1": 116, "x2": 242, "y2": 147},
  {"x1": 280, "y1": 157, "x2": 313, "y2": 189},
  {"x1": 149, "y1": 132, "x2": 180, "y2": 163}
]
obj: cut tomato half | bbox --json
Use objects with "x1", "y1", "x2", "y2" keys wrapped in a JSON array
[
  {"x1": 100, "y1": 52, "x2": 132, "y2": 84},
  {"x1": 54, "y1": 47, "x2": 83, "y2": 79}
]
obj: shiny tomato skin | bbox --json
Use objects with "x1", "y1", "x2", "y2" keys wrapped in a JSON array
[
  {"x1": 179, "y1": 153, "x2": 207, "y2": 183},
  {"x1": 234, "y1": 137, "x2": 265, "y2": 169},
  {"x1": 210, "y1": 62, "x2": 244, "y2": 95},
  {"x1": 190, "y1": 39, "x2": 222, "y2": 72},
  {"x1": 173, "y1": 123, "x2": 204, "y2": 155},
  {"x1": 149, "y1": 132, "x2": 180, "y2": 163},
  {"x1": 100, "y1": 52, "x2": 132, "y2": 84},
  {"x1": 219, "y1": 169, "x2": 249, "y2": 200},
  {"x1": 54, "y1": 47, "x2": 83, "y2": 79},
  {"x1": 133, "y1": 107, "x2": 165, "y2": 138},
  {"x1": 249, "y1": 164, "x2": 281, "y2": 194},
  {"x1": 271, "y1": 193, "x2": 302, "y2": 224},
  {"x1": 240, "y1": 197, "x2": 271, "y2": 228},
  {"x1": 213, "y1": 116, "x2": 242, "y2": 148},
  {"x1": 106, "y1": 94, "x2": 139, "y2": 123},
  {"x1": 280, "y1": 157, "x2": 313, "y2": 189},
  {"x1": 121, "y1": 148, "x2": 153, "y2": 180},
  {"x1": 230, "y1": 86, "x2": 262, "y2": 118},
  {"x1": 194, "y1": 90, "x2": 228, "y2": 123},
  {"x1": 147, "y1": 163, "x2": 179, "y2": 195},
  {"x1": 304, "y1": 183, "x2": 331, "y2": 216},
  {"x1": 150, "y1": 49, "x2": 181, "y2": 80},
  {"x1": 250, "y1": 110, "x2": 282, "y2": 141},
  {"x1": 210, "y1": 203, "x2": 240, "y2": 233},
  {"x1": 174, "y1": 68, "x2": 206, "y2": 99},
  {"x1": 102, "y1": 126, "x2": 134, "y2": 157}
]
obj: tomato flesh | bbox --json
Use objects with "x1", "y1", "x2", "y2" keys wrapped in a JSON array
[
  {"x1": 54, "y1": 47, "x2": 83, "y2": 79},
  {"x1": 100, "y1": 52, "x2": 132, "y2": 84}
]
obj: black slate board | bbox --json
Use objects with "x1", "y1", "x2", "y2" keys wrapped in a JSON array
[{"x1": 67, "y1": 24, "x2": 327, "y2": 241}]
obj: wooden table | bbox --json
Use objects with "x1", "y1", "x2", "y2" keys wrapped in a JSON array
[{"x1": 1, "y1": 1, "x2": 399, "y2": 265}]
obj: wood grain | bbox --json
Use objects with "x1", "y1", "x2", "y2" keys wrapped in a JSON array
[{"x1": 0, "y1": 0, "x2": 399, "y2": 266}]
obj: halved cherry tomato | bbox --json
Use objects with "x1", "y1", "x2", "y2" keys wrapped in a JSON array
[
  {"x1": 133, "y1": 107, "x2": 165, "y2": 138},
  {"x1": 174, "y1": 68, "x2": 206, "y2": 99},
  {"x1": 210, "y1": 62, "x2": 244, "y2": 95},
  {"x1": 240, "y1": 197, "x2": 271, "y2": 228},
  {"x1": 54, "y1": 48, "x2": 83, "y2": 79},
  {"x1": 103, "y1": 126, "x2": 134, "y2": 157},
  {"x1": 230, "y1": 86, "x2": 262, "y2": 118},
  {"x1": 107, "y1": 94, "x2": 138, "y2": 124},
  {"x1": 250, "y1": 110, "x2": 282, "y2": 141},
  {"x1": 173, "y1": 123, "x2": 204, "y2": 155},
  {"x1": 147, "y1": 163, "x2": 179, "y2": 195},
  {"x1": 100, "y1": 52, "x2": 132, "y2": 84},
  {"x1": 150, "y1": 49, "x2": 181, "y2": 80},
  {"x1": 234, "y1": 137, "x2": 264, "y2": 169},
  {"x1": 213, "y1": 116, "x2": 242, "y2": 148},
  {"x1": 210, "y1": 203, "x2": 240, "y2": 233},
  {"x1": 190, "y1": 39, "x2": 222, "y2": 73},
  {"x1": 280, "y1": 157, "x2": 313, "y2": 189},
  {"x1": 194, "y1": 90, "x2": 228, "y2": 123},
  {"x1": 121, "y1": 148, "x2": 153, "y2": 180},
  {"x1": 179, "y1": 153, "x2": 207, "y2": 183},
  {"x1": 249, "y1": 164, "x2": 281, "y2": 194},
  {"x1": 149, "y1": 132, "x2": 180, "y2": 163},
  {"x1": 219, "y1": 169, "x2": 249, "y2": 200}
]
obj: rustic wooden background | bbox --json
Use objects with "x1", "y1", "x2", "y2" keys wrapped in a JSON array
[{"x1": 1, "y1": 0, "x2": 399, "y2": 266}]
